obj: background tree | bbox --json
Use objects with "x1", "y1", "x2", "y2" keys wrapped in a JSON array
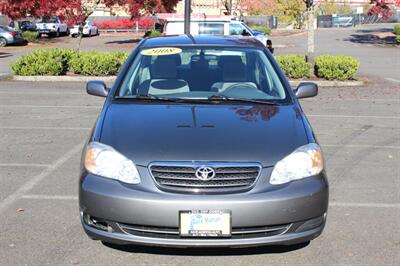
[
  {"x1": 368, "y1": 0, "x2": 393, "y2": 20},
  {"x1": 276, "y1": 0, "x2": 305, "y2": 28},
  {"x1": 241, "y1": 0, "x2": 278, "y2": 16}
]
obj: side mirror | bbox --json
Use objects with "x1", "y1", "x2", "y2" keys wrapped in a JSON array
[
  {"x1": 295, "y1": 82, "x2": 318, "y2": 99},
  {"x1": 241, "y1": 29, "x2": 251, "y2": 36},
  {"x1": 87, "y1": 80, "x2": 109, "y2": 97}
]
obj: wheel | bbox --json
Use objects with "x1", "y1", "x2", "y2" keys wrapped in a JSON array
[
  {"x1": 0, "y1": 37, "x2": 7, "y2": 47},
  {"x1": 55, "y1": 29, "x2": 60, "y2": 37}
]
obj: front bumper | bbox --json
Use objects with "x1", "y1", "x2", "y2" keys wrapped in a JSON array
[{"x1": 79, "y1": 169, "x2": 328, "y2": 247}]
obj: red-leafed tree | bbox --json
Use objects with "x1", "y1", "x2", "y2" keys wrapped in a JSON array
[
  {"x1": 0, "y1": 0, "x2": 180, "y2": 23},
  {"x1": 368, "y1": 0, "x2": 394, "y2": 20}
]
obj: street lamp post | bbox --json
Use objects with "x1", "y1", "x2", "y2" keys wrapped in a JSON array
[{"x1": 184, "y1": 0, "x2": 191, "y2": 34}]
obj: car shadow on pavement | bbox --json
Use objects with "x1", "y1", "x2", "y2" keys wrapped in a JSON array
[
  {"x1": 0, "y1": 52, "x2": 13, "y2": 58},
  {"x1": 102, "y1": 241, "x2": 310, "y2": 255},
  {"x1": 344, "y1": 34, "x2": 396, "y2": 45},
  {"x1": 105, "y1": 38, "x2": 142, "y2": 45}
]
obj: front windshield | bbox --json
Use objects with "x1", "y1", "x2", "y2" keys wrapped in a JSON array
[{"x1": 118, "y1": 46, "x2": 288, "y2": 102}]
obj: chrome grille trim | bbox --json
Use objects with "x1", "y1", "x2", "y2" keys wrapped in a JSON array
[
  {"x1": 148, "y1": 162, "x2": 262, "y2": 193},
  {"x1": 118, "y1": 223, "x2": 291, "y2": 239}
]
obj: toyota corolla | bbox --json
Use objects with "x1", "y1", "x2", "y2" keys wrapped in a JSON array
[{"x1": 79, "y1": 35, "x2": 329, "y2": 247}]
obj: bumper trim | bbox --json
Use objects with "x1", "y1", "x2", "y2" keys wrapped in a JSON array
[{"x1": 83, "y1": 222, "x2": 324, "y2": 247}]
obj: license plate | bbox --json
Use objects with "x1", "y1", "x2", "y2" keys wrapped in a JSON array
[{"x1": 179, "y1": 210, "x2": 231, "y2": 237}]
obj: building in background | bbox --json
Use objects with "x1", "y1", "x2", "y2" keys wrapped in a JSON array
[{"x1": 175, "y1": 0, "x2": 243, "y2": 16}]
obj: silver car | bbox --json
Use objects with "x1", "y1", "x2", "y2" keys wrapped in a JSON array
[
  {"x1": 0, "y1": 26, "x2": 24, "y2": 47},
  {"x1": 80, "y1": 35, "x2": 328, "y2": 248}
]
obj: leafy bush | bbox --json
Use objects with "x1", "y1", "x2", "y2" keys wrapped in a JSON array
[
  {"x1": 396, "y1": 35, "x2": 400, "y2": 45},
  {"x1": 315, "y1": 55, "x2": 359, "y2": 80},
  {"x1": 275, "y1": 55, "x2": 311, "y2": 79},
  {"x1": 394, "y1": 24, "x2": 400, "y2": 35},
  {"x1": 144, "y1": 30, "x2": 162, "y2": 38},
  {"x1": 11, "y1": 49, "x2": 76, "y2": 76},
  {"x1": 22, "y1": 31, "x2": 39, "y2": 43},
  {"x1": 69, "y1": 51, "x2": 129, "y2": 76},
  {"x1": 94, "y1": 18, "x2": 155, "y2": 30},
  {"x1": 252, "y1": 26, "x2": 271, "y2": 35}
]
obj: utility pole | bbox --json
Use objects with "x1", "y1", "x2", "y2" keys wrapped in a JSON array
[
  {"x1": 184, "y1": 0, "x2": 191, "y2": 34},
  {"x1": 304, "y1": 0, "x2": 314, "y2": 65}
]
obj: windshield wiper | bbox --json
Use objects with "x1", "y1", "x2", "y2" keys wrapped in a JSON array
[
  {"x1": 208, "y1": 95, "x2": 277, "y2": 105},
  {"x1": 116, "y1": 94, "x2": 187, "y2": 102}
]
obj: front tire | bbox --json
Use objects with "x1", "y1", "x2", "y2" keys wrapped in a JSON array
[{"x1": 0, "y1": 37, "x2": 7, "y2": 47}]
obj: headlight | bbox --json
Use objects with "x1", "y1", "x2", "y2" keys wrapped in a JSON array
[
  {"x1": 84, "y1": 141, "x2": 140, "y2": 184},
  {"x1": 270, "y1": 143, "x2": 323, "y2": 185}
]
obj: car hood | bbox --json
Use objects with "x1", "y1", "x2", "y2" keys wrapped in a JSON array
[{"x1": 100, "y1": 103, "x2": 308, "y2": 167}]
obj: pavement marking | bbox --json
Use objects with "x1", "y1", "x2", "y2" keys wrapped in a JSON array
[
  {"x1": 21, "y1": 195, "x2": 78, "y2": 200},
  {"x1": 330, "y1": 202, "x2": 400, "y2": 208},
  {"x1": 385, "y1": 78, "x2": 400, "y2": 83},
  {"x1": 322, "y1": 144, "x2": 400, "y2": 149},
  {"x1": 18, "y1": 195, "x2": 400, "y2": 209},
  {"x1": 0, "y1": 163, "x2": 51, "y2": 168},
  {"x1": 308, "y1": 114, "x2": 400, "y2": 119},
  {"x1": 0, "y1": 143, "x2": 83, "y2": 215},
  {"x1": 0, "y1": 126, "x2": 91, "y2": 131}
]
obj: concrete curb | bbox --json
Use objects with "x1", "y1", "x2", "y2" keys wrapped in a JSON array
[
  {"x1": 10, "y1": 75, "x2": 365, "y2": 87},
  {"x1": 12, "y1": 75, "x2": 117, "y2": 83},
  {"x1": 0, "y1": 73, "x2": 13, "y2": 81},
  {"x1": 289, "y1": 80, "x2": 364, "y2": 87}
]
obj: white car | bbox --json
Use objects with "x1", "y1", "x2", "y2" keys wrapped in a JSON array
[
  {"x1": 70, "y1": 21, "x2": 99, "y2": 37},
  {"x1": 36, "y1": 16, "x2": 69, "y2": 37},
  {"x1": 164, "y1": 18, "x2": 269, "y2": 46}
]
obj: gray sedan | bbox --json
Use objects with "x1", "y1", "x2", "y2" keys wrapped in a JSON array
[
  {"x1": 0, "y1": 26, "x2": 24, "y2": 46},
  {"x1": 80, "y1": 35, "x2": 329, "y2": 248}
]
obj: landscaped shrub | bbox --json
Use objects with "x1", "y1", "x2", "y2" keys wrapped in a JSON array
[
  {"x1": 11, "y1": 49, "x2": 76, "y2": 76},
  {"x1": 94, "y1": 18, "x2": 155, "y2": 30},
  {"x1": 315, "y1": 55, "x2": 359, "y2": 80},
  {"x1": 143, "y1": 30, "x2": 162, "y2": 38},
  {"x1": 22, "y1": 31, "x2": 39, "y2": 43},
  {"x1": 252, "y1": 25, "x2": 271, "y2": 35},
  {"x1": 69, "y1": 51, "x2": 129, "y2": 76},
  {"x1": 275, "y1": 55, "x2": 311, "y2": 79},
  {"x1": 396, "y1": 35, "x2": 400, "y2": 45},
  {"x1": 393, "y1": 24, "x2": 400, "y2": 35}
]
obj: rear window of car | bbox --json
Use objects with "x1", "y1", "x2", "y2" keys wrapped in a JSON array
[
  {"x1": 198, "y1": 23, "x2": 224, "y2": 35},
  {"x1": 117, "y1": 46, "x2": 289, "y2": 103}
]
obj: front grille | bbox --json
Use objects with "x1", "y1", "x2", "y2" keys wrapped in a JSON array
[
  {"x1": 118, "y1": 223, "x2": 291, "y2": 239},
  {"x1": 149, "y1": 162, "x2": 262, "y2": 193}
]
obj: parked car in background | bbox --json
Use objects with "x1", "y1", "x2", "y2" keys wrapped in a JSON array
[
  {"x1": 0, "y1": 26, "x2": 25, "y2": 47},
  {"x1": 9, "y1": 20, "x2": 36, "y2": 32},
  {"x1": 36, "y1": 16, "x2": 69, "y2": 37},
  {"x1": 70, "y1": 21, "x2": 98, "y2": 37},
  {"x1": 164, "y1": 18, "x2": 269, "y2": 46}
]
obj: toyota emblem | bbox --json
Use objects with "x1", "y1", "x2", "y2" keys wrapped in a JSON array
[{"x1": 195, "y1": 166, "x2": 216, "y2": 181}]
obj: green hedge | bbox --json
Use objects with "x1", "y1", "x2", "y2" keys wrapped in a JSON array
[
  {"x1": 11, "y1": 49, "x2": 359, "y2": 80},
  {"x1": 396, "y1": 35, "x2": 400, "y2": 45},
  {"x1": 394, "y1": 24, "x2": 400, "y2": 35},
  {"x1": 69, "y1": 51, "x2": 129, "y2": 76},
  {"x1": 315, "y1": 55, "x2": 359, "y2": 80},
  {"x1": 11, "y1": 49, "x2": 76, "y2": 76},
  {"x1": 22, "y1": 31, "x2": 39, "y2": 43},
  {"x1": 275, "y1": 55, "x2": 311, "y2": 79},
  {"x1": 11, "y1": 49, "x2": 129, "y2": 76},
  {"x1": 251, "y1": 26, "x2": 271, "y2": 35}
]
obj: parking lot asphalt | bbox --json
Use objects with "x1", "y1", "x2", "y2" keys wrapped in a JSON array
[{"x1": 0, "y1": 79, "x2": 399, "y2": 265}]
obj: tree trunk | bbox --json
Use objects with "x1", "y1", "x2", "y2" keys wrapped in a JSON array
[{"x1": 306, "y1": 7, "x2": 315, "y2": 66}]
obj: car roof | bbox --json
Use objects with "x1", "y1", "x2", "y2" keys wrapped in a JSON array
[{"x1": 141, "y1": 35, "x2": 265, "y2": 48}]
